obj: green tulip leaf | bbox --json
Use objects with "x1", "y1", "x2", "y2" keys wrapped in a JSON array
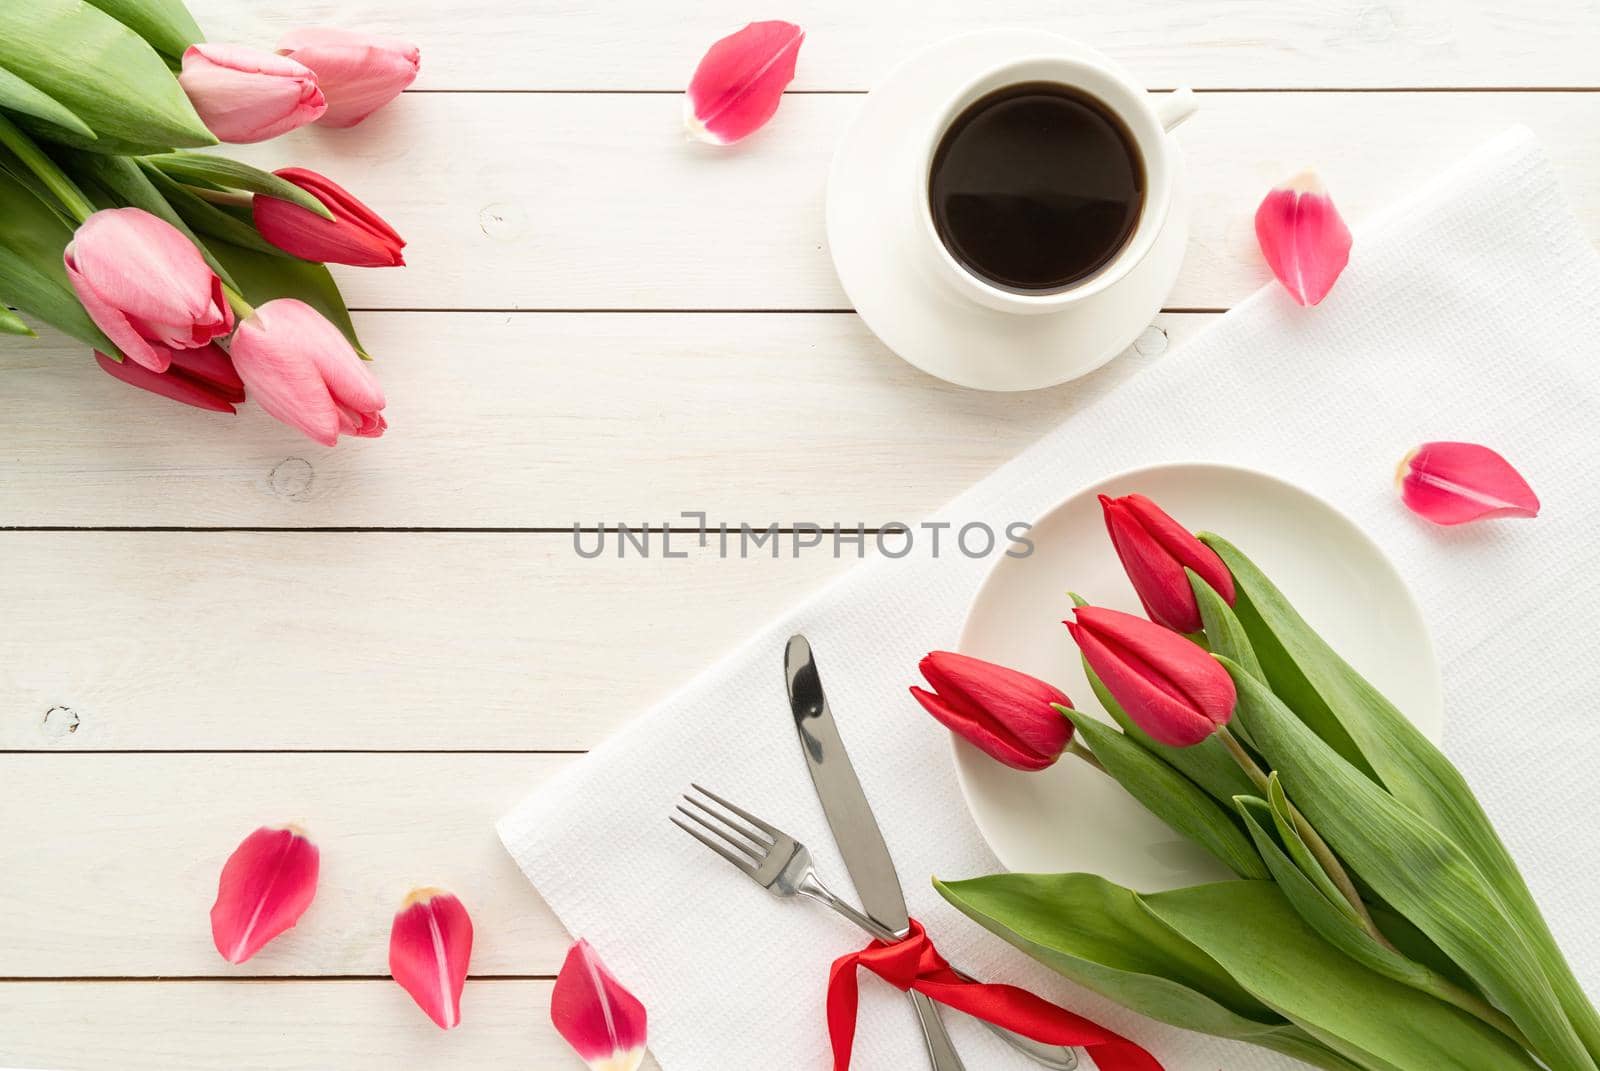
[
  {"x1": 208, "y1": 239, "x2": 369, "y2": 358},
  {"x1": 83, "y1": 0, "x2": 202, "y2": 58},
  {"x1": 0, "y1": 303, "x2": 36, "y2": 336},
  {"x1": 145, "y1": 153, "x2": 335, "y2": 220},
  {"x1": 1142, "y1": 880, "x2": 1545, "y2": 1071},
  {"x1": 1224, "y1": 660, "x2": 1593, "y2": 1071},
  {"x1": 1236, "y1": 794, "x2": 1526, "y2": 1048},
  {"x1": 137, "y1": 163, "x2": 290, "y2": 258},
  {"x1": 0, "y1": 0, "x2": 213, "y2": 153},
  {"x1": 1190, "y1": 567, "x2": 1265, "y2": 682},
  {"x1": 0, "y1": 63, "x2": 96, "y2": 140},
  {"x1": 1263, "y1": 773, "x2": 1355, "y2": 920},
  {"x1": 1082, "y1": 655, "x2": 1257, "y2": 805},
  {"x1": 1063, "y1": 708, "x2": 1267, "y2": 880},
  {"x1": 0, "y1": 169, "x2": 118, "y2": 354},
  {"x1": 937, "y1": 871, "x2": 1390, "y2": 1071},
  {"x1": 1206, "y1": 533, "x2": 1600, "y2": 1060}
]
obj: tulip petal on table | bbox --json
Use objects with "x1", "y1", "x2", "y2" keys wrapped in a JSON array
[
  {"x1": 1255, "y1": 171, "x2": 1352, "y2": 306},
  {"x1": 684, "y1": 21, "x2": 804, "y2": 145},
  {"x1": 551, "y1": 939, "x2": 649, "y2": 1071},
  {"x1": 390, "y1": 888, "x2": 473, "y2": 1029},
  {"x1": 210, "y1": 825, "x2": 320, "y2": 964},
  {"x1": 1398, "y1": 441, "x2": 1540, "y2": 525}
]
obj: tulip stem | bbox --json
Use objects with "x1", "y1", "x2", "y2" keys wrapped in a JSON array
[
  {"x1": 0, "y1": 112, "x2": 96, "y2": 224},
  {"x1": 223, "y1": 285, "x2": 255, "y2": 322},
  {"x1": 184, "y1": 186, "x2": 253, "y2": 209},
  {"x1": 1216, "y1": 726, "x2": 1388, "y2": 943},
  {"x1": 1066, "y1": 739, "x2": 1107, "y2": 775}
]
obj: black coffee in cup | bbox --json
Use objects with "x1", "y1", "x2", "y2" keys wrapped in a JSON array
[{"x1": 928, "y1": 82, "x2": 1146, "y2": 294}]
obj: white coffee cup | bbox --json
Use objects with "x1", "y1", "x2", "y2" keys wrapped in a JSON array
[{"x1": 915, "y1": 51, "x2": 1197, "y2": 315}]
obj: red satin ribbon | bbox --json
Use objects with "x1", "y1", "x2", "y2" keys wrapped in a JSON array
[{"x1": 826, "y1": 919, "x2": 1164, "y2": 1071}]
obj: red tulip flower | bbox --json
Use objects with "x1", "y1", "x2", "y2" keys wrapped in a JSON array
[
  {"x1": 1100, "y1": 493, "x2": 1235, "y2": 634},
  {"x1": 1066, "y1": 606, "x2": 1235, "y2": 747},
  {"x1": 96, "y1": 344, "x2": 245, "y2": 414},
  {"x1": 253, "y1": 168, "x2": 406, "y2": 267},
  {"x1": 229, "y1": 299, "x2": 386, "y2": 445},
  {"x1": 64, "y1": 208, "x2": 234, "y2": 372},
  {"x1": 911, "y1": 651, "x2": 1072, "y2": 771}
]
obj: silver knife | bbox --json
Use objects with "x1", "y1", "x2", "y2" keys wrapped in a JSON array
[
  {"x1": 784, "y1": 634, "x2": 1078, "y2": 1071},
  {"x1": 785, "y1": 633, "x2": 965, "y2": 1071}
]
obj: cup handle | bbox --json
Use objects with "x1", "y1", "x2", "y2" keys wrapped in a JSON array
[{"x1": 1155, "y1": 87, "x2": 1198, "y2": 133}]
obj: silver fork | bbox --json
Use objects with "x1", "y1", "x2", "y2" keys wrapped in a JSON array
[{"x1": 672, "y1": 784, "x2": 1078, "y2": 1071}]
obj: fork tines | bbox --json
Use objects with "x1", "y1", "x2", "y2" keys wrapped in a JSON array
[{"x1": 671, "y1": 784, "x2": 778, "y2": 876}]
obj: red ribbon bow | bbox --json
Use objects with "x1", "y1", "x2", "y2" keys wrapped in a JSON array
[{"x1": 826, "y1": 919, "x2": 1165, "y2": 1071}]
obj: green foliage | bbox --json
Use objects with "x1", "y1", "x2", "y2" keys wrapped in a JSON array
[
  {"x1": 0, "y1": 0, "x2": 213, "y2": 152},
  {"x1": 1226, "y1": 661, "x2": 1592, "y2": 1071},
  {"x1": 0, "y1": 167, "x2": 117, "y2": 353},
  {"x1": 1207, "y1": 534, "x2": 1600, "y2": 1061},
  {"x1": 1062, "y1": 707, "x2": 1268, "y2": 880},
  {"x1": 83, "y1": 0, "x2": 202, "y2": 58}
]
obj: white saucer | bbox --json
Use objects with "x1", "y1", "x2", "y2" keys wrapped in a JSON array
[
  {"x1": 953, "y1": 463, "x2": 1444, "y2": 888},
  {"x1": 825, "y1": 30, "x2": 1191, "y2": 393}
]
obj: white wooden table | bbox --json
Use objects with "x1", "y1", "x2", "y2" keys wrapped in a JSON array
[{"x1": 2, "y1": 3, "x2": 1597, "y2": 1067}]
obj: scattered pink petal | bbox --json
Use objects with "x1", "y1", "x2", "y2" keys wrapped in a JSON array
[
  {"x1": 210, "y1": 825, "x2": 320, "y2": 964},
  {"x1": 1398, "y1": 441, "x2": 1540, "y2": 526},
  {"x1": 551, "y1": 939, "x2": 648, "y2": 1071},
  {"x1": 683, "y1": 21, "x2": 804, "y2": 145},
  {"x1": 389, "y1": 888, "x2": 473, "y2": 1029},
  {"x1": 1254, "y1": 170, "x2": 1352, "y2": 306}
]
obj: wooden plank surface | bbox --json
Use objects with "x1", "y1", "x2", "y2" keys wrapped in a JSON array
[
  {"x1": 198, "y1": 92, "x2": 1600, "y2": 312},
  {"x1": 0, "y1": 981, "x2": 648, "y2": 1070},
  {"x1": 185, "y1": 0, "x2": 1600, "y2": 90},
  {"x1": 0, "y1": 755, "x2": 574, "y2": 977},
  {"x1": 5, "y1": 3, "x2": 1599, "y2": 1069},
  {"x1": 0, "y1": 315, "x2": 1193, "y2": 528},
  {"x1": 0, "y1": 533, "x2": 844, "y2": 750}
]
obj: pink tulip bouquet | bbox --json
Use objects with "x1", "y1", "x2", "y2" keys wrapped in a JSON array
[
  {"x1": 919, "y1": 494, "x2": 1598, "y2": 1071},
  {"x1": 0, "y1": 0, "x2": 418, "y2": 444}
]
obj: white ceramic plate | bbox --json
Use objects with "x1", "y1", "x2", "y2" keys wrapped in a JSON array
[
  {"x1": 955, "y1": 462, "x2": 1444, "y2": 889},
  {"x1": 825, "y1": 29, "x2": 1190, "y2": 392}
]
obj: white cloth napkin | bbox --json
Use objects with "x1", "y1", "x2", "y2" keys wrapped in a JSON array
[{"x1": 500, "y1": 127, "x2": 1600, "y2": 1070}]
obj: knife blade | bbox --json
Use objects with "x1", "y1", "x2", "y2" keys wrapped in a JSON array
[
  {"x1": 784, "y1": 634, "x2": 1078, "y2": 1071},
  {"x1": 784, "y1": 633, "x2": 910, "y2": 931}
]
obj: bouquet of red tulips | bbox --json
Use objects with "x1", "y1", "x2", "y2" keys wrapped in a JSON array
[
  {"x1": 917, "y1": 494, "x2": 1600, "y2": 1071},
  {"x1": 0, "y1": 0, "x2": 418, "y2": 444}
]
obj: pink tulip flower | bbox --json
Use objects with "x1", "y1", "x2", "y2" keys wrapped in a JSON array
[
  {"x1": 278, "y1": 28, "x2": 420, "y2": 128},
  {"x1": 180, "y1": 44, "x2": 327, "y2": 143},
  {"x1": 1100, "y1": 493, "x2": 1235, "y2": 634},
  {"x1": 229, "y1": 299, "x2": 386, "y2": 446},
  {"x1": 911, "y1": 651, "x2": 1073, "y2": 771},
  {"x1": 252, "y1": 167, "x2": 406, "y2": 267},
  {"x1": 96, "y1": 344, "x2": 246, "y2": 414},
  {"x1": 64, "y1": 208, "x2": 234, "y2": 373},
  {"x1": 1066, "y1": 606, "x2": 1236, "y2": 748}
]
